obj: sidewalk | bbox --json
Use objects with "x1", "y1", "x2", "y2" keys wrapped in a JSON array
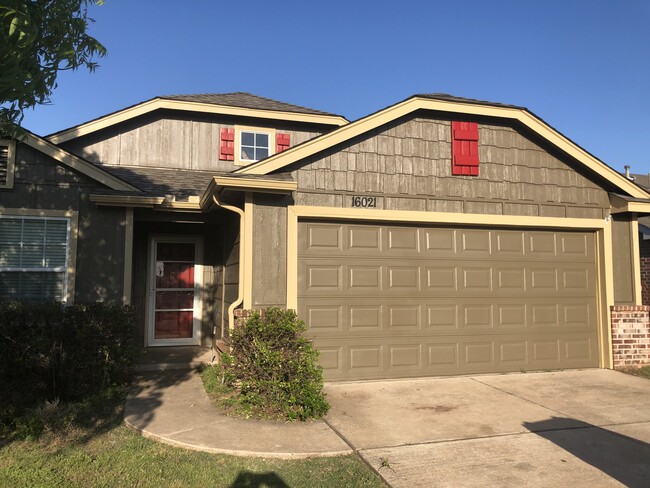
[{"x1": 123, "y1": 369, "x2": 352, "y2": 459}]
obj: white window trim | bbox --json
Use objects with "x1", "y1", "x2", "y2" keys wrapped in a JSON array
[
  {"x1": 0, "y1": 139, "x2": 16, "y2": 189},
  {"x1": 235, "y1": 125, "x2": 276, "y2": 166},
  {"x1": 0, "y1": 209, "x2": 78, "y2": 303}
]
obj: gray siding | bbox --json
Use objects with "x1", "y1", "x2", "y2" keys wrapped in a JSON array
[
  {"x1": 61, "y1": 111, "x2": 325, "y2": 172},
  {"x1": 251, "y1": 194, "x2": 288, "y2": 309},
  {"x1": 1, "y1": 144, "x2": 127, "y2": 303},
  {"x1": 287, "y1": 115, "x2": 611, "y2": 218},
  {"x1": 612, "y1": 215, "x2": 635, "y2": 304}
]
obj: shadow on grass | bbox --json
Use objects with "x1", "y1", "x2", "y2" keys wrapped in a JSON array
[
  {"x1": 523, "y1": 417, "x2": 650, "y2": 487},
  {"x1": 1, "y1": 348, "x2": 207, "y2": 449},
  {"x1": 229, "y1": 471, "x2": 289, "y2": 488}
]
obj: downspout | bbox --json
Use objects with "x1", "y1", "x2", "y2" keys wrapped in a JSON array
[{"x1": 212, "y1": 193, "x2": 245, "y2": 333}]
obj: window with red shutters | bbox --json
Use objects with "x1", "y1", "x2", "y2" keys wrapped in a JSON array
[
  {"x1": 451, "y1": 121, "x2": 479, "y2": 176},
  {"x1": 276, "y1": 132, "x2": 290, "y2": 153},
  {"x1": 219, "y1": 128, "x2": 235, "y2": 161}
]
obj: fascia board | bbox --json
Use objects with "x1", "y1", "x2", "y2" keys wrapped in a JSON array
[{"x1": 47, "y1": 99, "x2": 348, "y2": 144}]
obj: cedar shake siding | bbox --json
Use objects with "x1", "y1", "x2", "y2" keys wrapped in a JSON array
[
  {"x1": 284, "y1": 114, "x2": 612, "y2": 218},
  {"x1": 60, "y1": 111, "x2": 328, "y2": 172}
]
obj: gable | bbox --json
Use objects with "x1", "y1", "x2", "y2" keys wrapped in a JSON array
[
  {"x1": 236, "y1": 95, "x2": 649, "y2": 201},
  {"x1": 47, "y1": 95, "x2": 348, "y2": 145},
  {"x1": 284, "y1": 114, "x2": 611, "y2": 219},
  {"x1": 59, "y1": 110, "x2": 330, "y2": 172}
]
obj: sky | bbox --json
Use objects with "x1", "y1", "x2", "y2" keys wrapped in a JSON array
[{"x1": 20, "y1": 0, "x2": 650, "y2": 175}]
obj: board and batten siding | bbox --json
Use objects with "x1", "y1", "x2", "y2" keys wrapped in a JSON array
[
  {"x1": 286, "y1": 115, "x2": 611, "y2": 219},
  {"x1": 60, "y1": 111, "x2": 325, "y2": 172}
]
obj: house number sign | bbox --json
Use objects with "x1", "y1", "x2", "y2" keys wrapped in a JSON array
[{"x1": 351, "y1": 196, "x2": 377, "y2": 208}]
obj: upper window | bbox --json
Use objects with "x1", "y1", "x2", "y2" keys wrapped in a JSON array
[
  {"x1": 219, "y1": 127, "x2": 291, "y2": 165},
  {"x1": 0, "y1": 140, "x2": 16, "y2": 189},
  {"x1": 0, "y1": 216, "x2": 70, "y2": 302},
  {"x1": 240, "y1": 130, "x2": 270, "y2": 162}
]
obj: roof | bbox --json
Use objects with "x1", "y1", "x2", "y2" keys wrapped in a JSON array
[
  {"x1": 234, "y1": 93, "x2": 650, "y2": 200},
  {"x1": 160, "y1": 92, "x2": 339, "y2": 116},
  {"x1": 96, "y1": 165, "x2": 293, "y2": 200},
  {"x1": 415, "y1": 93, "x2": 526, "y2": 110},
  {"x1": 46, "y1": 93, "x2": 349, "y2": 144}
]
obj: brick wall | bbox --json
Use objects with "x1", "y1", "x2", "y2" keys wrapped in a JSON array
[
  {"x1": 640, "y1": 238, "x2": 650, "y2": 306},
  {"x1": 611, "y1": 305, "x2": 650, "y2": 367}
]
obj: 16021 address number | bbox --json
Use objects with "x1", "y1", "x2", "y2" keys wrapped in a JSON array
[{"x1": 351, "y1": 196, "x2": 377, "y2": 208}]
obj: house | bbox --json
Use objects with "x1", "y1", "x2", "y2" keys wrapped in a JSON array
[{"x1": 2, "y1": 92, "x2": 650, "y2": 380}]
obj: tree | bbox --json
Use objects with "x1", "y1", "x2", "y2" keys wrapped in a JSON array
[{"x1": 0, "y1": 0, "x2": 106, "y2": 137}]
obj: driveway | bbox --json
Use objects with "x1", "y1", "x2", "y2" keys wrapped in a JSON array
[{"x1": 323, "y1": 369, "x2": 650, "y2": 487}]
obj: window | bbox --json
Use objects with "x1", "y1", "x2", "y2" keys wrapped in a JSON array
[
  {"x1": 239, "y1": 130, "x2": 270, "y2": 162},
  {"x1": 0, "y1": 216, "x2": 70, "y2": 301},
  {"x1": 0, "y1": 140, "x2": 16, "y2": 189}
]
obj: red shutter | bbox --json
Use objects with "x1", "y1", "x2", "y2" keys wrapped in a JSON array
[
  {"x1": 276, "y1": 133, "x2": 290, "y2": 153},
  {"x1": 451, "y1": 121, "x2": 479, "y2": 176},
  {"x1": 220, "y1": 128, "x2": 235, "y2": 161}
]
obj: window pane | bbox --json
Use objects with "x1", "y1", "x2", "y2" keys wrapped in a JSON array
[
  {"x1": 0, "y1": 271, "x2": 64, "y2": 301},
  {"x1": 44, "y1": 244, "x2": 66, "y2": 268},
  {"x1": 0, "y1": 219, "x2": 22, "y2": 267},
  {"x1": 241, "y1": 147, "x2": 255, "y2": 160},
  {"x1": 22, "y1": 220, "x2": 45, "y2": 244},
  {"x1": 156, "y1": 242, "x2": 194, "y2": 261},
  {"x1": 241, "y1": 132, "x2": 254, "y2": 146},
  {"x1": 255, "y1": 133, "x2": 269, "y2": 147},
  {"x1": 22, "y1": 244, "x2": 44, "y2": 268},
  {"x1": 256, "y1": 147, "x2": 269, "y2": 160},
  {"x1": 0, "y1": 272, "x2": 19, "y2": 298}
]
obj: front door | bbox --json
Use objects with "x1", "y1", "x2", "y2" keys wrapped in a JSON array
[{"x1": 147, "y1": 237, "x2": 202, "y2": 346}]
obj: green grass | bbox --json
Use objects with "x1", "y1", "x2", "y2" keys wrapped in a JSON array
[
  {"x1": 618, "y1": 365, "x2": 650, "y2": 380},
  {"x1": 0, "y1": 389, "x2": 384, "y2": 488}
]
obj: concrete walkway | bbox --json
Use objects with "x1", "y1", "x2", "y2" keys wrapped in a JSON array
[
  {"x1": 123, "y1": 370, "x2": 352, "y2": 459},
  {"x1": 125, "y1": 368, "x2": 650, "y2": 486}
]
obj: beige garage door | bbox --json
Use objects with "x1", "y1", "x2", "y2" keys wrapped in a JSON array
[{"x1": 298, "y1": 221, "x2": 600, "y2": 381}]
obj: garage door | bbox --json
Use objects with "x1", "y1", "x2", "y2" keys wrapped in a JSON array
[{"x1": 298, "y1": 221, "x2": 600, "y2": 380}]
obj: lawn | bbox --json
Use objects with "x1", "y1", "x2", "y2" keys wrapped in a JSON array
[{"x1": 0, "y1": 390, "x2": 384, "y2": 488}]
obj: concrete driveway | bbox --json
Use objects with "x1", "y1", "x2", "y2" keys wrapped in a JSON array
[{"x1": 323, "y1": 369, "x2": 650, "y2": 487}]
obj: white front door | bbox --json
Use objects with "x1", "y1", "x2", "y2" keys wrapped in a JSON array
[{"x1": 147, "y1": 236, "x2": 203, "y2": 346}]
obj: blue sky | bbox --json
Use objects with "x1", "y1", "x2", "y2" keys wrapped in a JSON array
[{"x1": 21, "y1": 0, "x2": 650, "y2": 174}]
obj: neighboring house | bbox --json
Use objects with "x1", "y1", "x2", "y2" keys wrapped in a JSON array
[{"x1": 2, "y1": 92, "x2": 650, "y2": 380}]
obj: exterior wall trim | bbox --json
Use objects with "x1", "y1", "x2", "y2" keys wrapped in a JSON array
[
  {"x1": 0, "y1": 208, "x2": 78, "y2": 304},
  {"x1": 237, "y1": 97, "x2": 649, "y2": 200},
  {"x1": 285, "y1": 204, "x2": 612, "y2": 368},
  {"x1": 47, "y1": 98, "x2": 349, "y2": 144},
  {"x1": 243, "y1": 192, "x2": 254, "y2": 309},
  {"x1": 631, "y1": 217, "x2": 642, "y2": 305}
]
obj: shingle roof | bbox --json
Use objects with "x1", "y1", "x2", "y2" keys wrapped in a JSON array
[
  {"x1": 415, "y1": 93, "x2": 526, "y2": 111},
  {"x1": 160, "y1": 92, "x2": 340, "y2": 117},
  {"x1": 96, "y1": 165, "x2": 293, "y2": 199}
]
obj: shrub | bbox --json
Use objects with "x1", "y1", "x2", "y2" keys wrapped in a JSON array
[
  {"x1": 221, "y1": 307, "x2": 329, "y2": 421},
  {"x1": 0, "y1": 301, "x2": 140, "y2": 430}
]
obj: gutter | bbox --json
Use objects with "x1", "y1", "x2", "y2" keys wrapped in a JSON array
[{"x1": 212, "y1": 194, "x2": 245, "y2": 336}]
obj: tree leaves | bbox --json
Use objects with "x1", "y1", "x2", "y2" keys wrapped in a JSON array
[{"x1": 0, "y1": 0, "x2": 106, "y2": 138}]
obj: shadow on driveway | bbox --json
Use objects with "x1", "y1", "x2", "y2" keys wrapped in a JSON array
[{"x1": 524, "y1": 417, "x2": 650, "y2": 488}]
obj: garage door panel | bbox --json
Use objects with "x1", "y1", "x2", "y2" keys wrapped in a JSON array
[
  {"x1": 298, "y1": 221, "x2": 600, "y2": 380},
  {"x1": 424, "y1": 228, "x2": 457, "y2": 255}
]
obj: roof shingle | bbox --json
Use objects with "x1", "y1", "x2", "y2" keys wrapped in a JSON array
[{"x1": 160, "y1": 92, "x2": 340, "y2": 117}]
